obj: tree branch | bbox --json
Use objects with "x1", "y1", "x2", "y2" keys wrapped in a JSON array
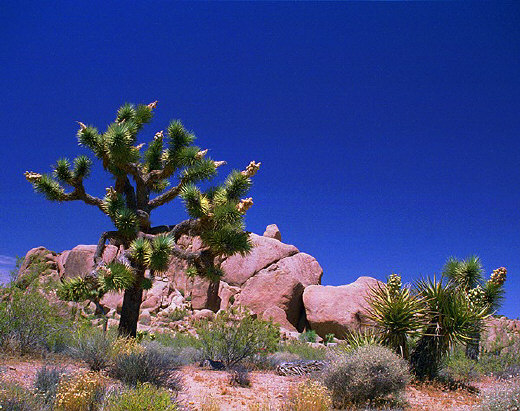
[
  {"x1": 62, "y1": 181, "x2": 105, "y2": 213},
  {"x1": 147, "y1": 180, "x2": 185, "y2": 210}
]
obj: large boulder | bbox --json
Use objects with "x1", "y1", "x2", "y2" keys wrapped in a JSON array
[
  {"x1": 221, "y1": 233, "x2": 298, "y2": 286},
  {"x1": 58, "y1": 245, "x2": 118, "y2": 279},
  {"x1": 239, "y1": 263, "x2": 305, "y2": 329},
  {"x1": 275, "y1": 253, "x2": 323, "y2": 287},
  {"x1": 17, "y1": 246, "x2": 58, "y2": 283},
  {"x1": 303, "y1": 276, "x2": 380, "y2": 339}
]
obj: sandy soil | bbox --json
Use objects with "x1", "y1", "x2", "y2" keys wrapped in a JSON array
[{"x1": 0, "y1": 355, "x2": 515, "y2": 410}]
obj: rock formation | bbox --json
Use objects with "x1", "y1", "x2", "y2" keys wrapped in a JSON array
[{"x1": 303, "y1": 276, "x2": 381, "y2": 338}]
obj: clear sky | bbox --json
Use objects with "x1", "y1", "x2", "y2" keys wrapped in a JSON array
[{"x1": 1, "y1": 2, "x2": 519, "y2": 318}]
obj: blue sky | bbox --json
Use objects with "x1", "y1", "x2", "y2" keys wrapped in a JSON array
[{"x1": 1, "y1": 2, "x2": 519, "y2": 318}]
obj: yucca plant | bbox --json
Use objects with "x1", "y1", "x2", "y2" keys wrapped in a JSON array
[
  {"x1": 410, "y1": 276, "x2": 489, "y2": 380},
  {"x1": 26, "y1": 102, "x2": 260, "y2": 337},
  {"x1": 443, "y1": 257, "x2": 507, "y2": 359},
  {"x1": 366, "y1": 274, "x2": 426, "y2": 359}
]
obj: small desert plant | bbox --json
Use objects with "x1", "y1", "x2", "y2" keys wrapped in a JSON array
[
  {"x1": 439, "y1": 345, "x2": 483, "y2": 384},
  {"x1": 14, "y1": 254, "x2": 48, "y2": 290},
  {"x1": 54, "y1": 371, "x2": 106, "y2": 411},
  {"x1": 0, "y1": 288, "x2": 72, "y2": 355},
  {"x1": 102, "y1": 383, "x2": 178, "y2": 411},
  {"x1": 278, "y1": 341, "x2": 327, "y2": 361},
  {"x1": 324, "y1": 334, "x2": 335, "y2": 345},
  {"x1": 109, "y1": 342, "x2": 182, "y2": 389},
  {"x1": 261, "y1": 351, "x2": 301, "y2": 369},
  {"x1": 323, "y1": 344, "x2": 410, "y2": 408},
  {"x1": 335, "y1": 330, "x2": 383, "y2": 354},
  {"x1": 195, "y1": 308, "x2": 280, "y2": 367},
  {"x1": 34, "y1": 366, "x2": 66, "y2": 404},
  {"x1": 367, "y1": 274, "x2": 425, "y2": 359},
  {"x1": 299, "y1": 330, "x2": 318, "y2": 343},
  {"x1": 0, "y1": 381, "x2": 44, "y2": 411},
  {"x1": 281, "y1": 380, "x2": 332, "y2": 411},
  {"x1": 478, "y1": 382, "x2": 520, "y2": 410},
  {"x1": 168, "y1": 307, "x2": 188, "y2": 322},
  {"x1": 199, "y1": 396, "x2": 221, "y2": 411},
  {"x1": 228, "y1": 366, "x2": 251, "y2": 387},
  {"x1": 68, "y1": 328, "x2": 113, "y2": 371}
]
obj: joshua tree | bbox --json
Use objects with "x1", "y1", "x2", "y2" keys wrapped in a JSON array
[
  {"x1": 443, "y1": 256, "x2": 507, "y2": 359},
  {"x1": 25, "y1": 101, "x2": 260, "y2": 337}
]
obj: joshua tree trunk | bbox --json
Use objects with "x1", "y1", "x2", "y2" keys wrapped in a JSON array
[{"x1": 118, "y1": 279, "x2": 144, "y2": 337}]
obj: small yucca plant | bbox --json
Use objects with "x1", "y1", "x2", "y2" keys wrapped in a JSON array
[{"x1": 366, "y1": 274, "x2": 426, "y2": 359}]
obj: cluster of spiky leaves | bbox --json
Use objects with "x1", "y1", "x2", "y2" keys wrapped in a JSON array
[
  {"x1": 180, "y1": 168, "x2": 255, "y2": 258},
  {"x1": 409, "y1": 276, "x2": 489, "y2": 379},
  {"x1": 443, "y1": 256, "x2": 507, "y2": 314},
  {"x1": 367, "y1": 274, "x2": 426, "y2": 359},
  {"x1": 129, "y1": 234, "x2": 175, "y2": 273},
  {"x1": 57, "y1": 262, "x2": 134, "y2": 302}
]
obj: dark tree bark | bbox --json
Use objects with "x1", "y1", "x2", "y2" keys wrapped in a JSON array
[
  {"x1": 465, "y1": 331, "x2": 481, "y2": 360},
  {"x1": 118, "y1": 278, "x2": 144, "y2": 338}
]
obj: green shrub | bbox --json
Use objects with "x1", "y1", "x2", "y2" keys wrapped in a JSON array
[
  {"x1": 439, "y1": 345, "x2": 483, "y2": 384},
  {"x1": 34, "y1": 366, "x2": 66, "y2": 404},
  {"x1": 110, "y1": 342, "x2": 182, "y2": 389},
  {"x1": 149, "y1": 332, "x2": 203, "y2": 364},
  {"x1": 0, "y1": 288, "x2": 72, "y2": 355},
  {"x1": 168, "y1": 307, "x2": 188, "y2": 322},
  {"x1": 323, "y1": 344, "x2": 410, "y2": 408},
  {"x1": 13, "y1": 254, "x2": 48, "y2": 290},
  {"x1": 68, "y1": 328, "x2": 113, "y2": 371},
  {"x1": 103, "y1": 383, "x2": 178, "y2": 411},
  {"x1": 335, "y1": 330, "x2": 382, "y2": 354},
  {"x1": 0, "y1": 381, "x2": 45, "y2": 411},
  {"x1": 278, "y1": 341, "x2": 327, "y2": 361},
  {"x1": 478, "y1": 382, "x2": 520, "y2": 410},
  {"x1": 324, "y1": 334, "x2": 335, "y2": 345},
  {"x1": 195, "y1": 308, "x2": 280, "y2": 367},
  {"x1": 298, "y1": 330, "x2": 318, "y2": 343}
]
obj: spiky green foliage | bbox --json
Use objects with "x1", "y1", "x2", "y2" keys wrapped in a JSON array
[
  {"x1": 410, "y1": 276, "x2": 488, "y2": 379},
  {"x1": 224, "y1": 170, "x2": 252, "y2": 201},
  {"x1": 443, "y1": 256, "x2": 484, "y2": 291},
  {"x1": 73, "y1": 156, "x2": 93, "y2": 180},
  {"x1": 200, "y1": 226, "x2": 251, "y2": 257},
  {"x1": 367, "y1": 278, "x2": 426, "y2": 359},
  {"x1": 144, "y1": 135, "x2": 164, "y2": 172},
  {"x1": 99, "y1": 262, "x2": 135, "y2": 292},
  {"x1": 129, "y1": 238, "x2": 152, "y2": 266},
  {"x1": 53, "y1": 158, "x2": 73, "y2": 183},
  {"x1": 77, "y1": 126, "x2": 101, "y2": 154},
  {"x1": 180, "y1": 184, "x2": 207, "y2": 218},
  {"x1": 149, "y1": 235, "x2": 175, "y2": 272},
  {"x1": 57, "y1": 276, "x2": 100, "y2": 302},
  {"x1": 114, "y1": 207, "x2": 139, "y2": 237},
  {"x1": 483, "y1": 280, "x2": 506, "y2": 313},
  {"x1": 33, "y1": 174, "x2": 65, "y2": 201},
  {"x1": 167, "y1": 120, "x2": 194, "y2": 153},
  {"x1": 104, "y1": 122, "x2": 139, "y2": 164},
  {"x1": 102, "y1": 191, "x2": 126, "y2": 218},
  {"x1": 181, "y1": 158, "x2": 216, "y2": 184}
]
